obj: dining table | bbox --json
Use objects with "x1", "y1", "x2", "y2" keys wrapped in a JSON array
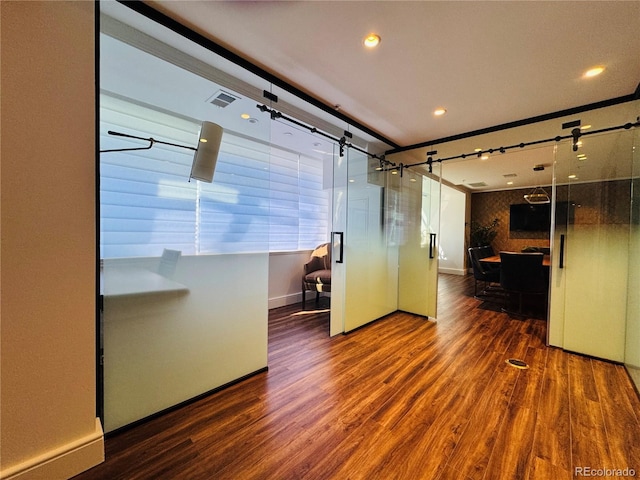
[{"x1": 480, "y1": 253, "x2": 552, "y2": 267}]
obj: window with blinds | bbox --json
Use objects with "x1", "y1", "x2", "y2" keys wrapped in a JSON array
[{"x1": 100, "y1": 97, "x2": 329, "y2": 258}]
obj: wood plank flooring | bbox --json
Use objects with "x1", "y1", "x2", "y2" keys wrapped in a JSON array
[{"x1": 74, "y1": 274, "x2": 640, "y2": 480}]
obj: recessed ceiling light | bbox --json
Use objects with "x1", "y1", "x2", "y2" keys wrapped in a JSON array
[
  {"x1": 410, "y1": 178, "x2": 417, "y2": 182},
  {"x1": 363, "y1": 34, "x2": 381, "y2": 48},
  {"x1": 474, "y1": 148, "x2": 482, "y2": 152},
  {"x1": 568, "y1": 174, "x2": 578, "y2": 179},
  {"x1": 240, "y1": 113, "x2": 251, "y2": 119},
  {"x1": 580, "y1": 124, "x2": 592, "y2": 130},
  {"x1": 481, "y1": 155, "x2": 489, "y2": 161},
  {"x1": 584, "y1": 66, "x2": 605, "y2": 78},
  {"x1": 349, "y1": 179, "x2": 356, "y2": 183},
  {"x1": 283, "y1": 132, "x2": 293, "y2": 136},
  {"x1": 434, "y1": 108, "x2": 447, "y2": 116},
  {"x1": 507, "y1": 181, "x2": 514, "y2": 185}
]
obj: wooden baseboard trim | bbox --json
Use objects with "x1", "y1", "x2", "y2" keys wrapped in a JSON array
[{"x1": 1, "y1": 418, "x2": 104, "y2": 480}]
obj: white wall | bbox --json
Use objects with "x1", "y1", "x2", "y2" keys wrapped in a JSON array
[
  {"x1": 439, "y1": 184, "x2": 467, "y2": 275},
  {"x1": 0, "y1": 2, "x2": 104, "y2": 479},
  {"x1": 268, "y1": 251, "x2": 312, "y2": 309}
]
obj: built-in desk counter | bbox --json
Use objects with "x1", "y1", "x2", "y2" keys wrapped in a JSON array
[{"x1": 101, "y1": 267, "x2": 188, "y2": 297}]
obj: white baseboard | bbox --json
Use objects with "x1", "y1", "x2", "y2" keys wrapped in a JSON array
[
  {"x1": 1, "y1": 418, "x2": 104, "y2": 480},
  {"x1": 269, "y1": 292, "x2": 302, "y2": 309},
  {"x1": 269, "y1": 292, "x2": 330, "y2": 309},
  {"x1": 438, "y1": 267, "x2": 467, "y2": 276}
]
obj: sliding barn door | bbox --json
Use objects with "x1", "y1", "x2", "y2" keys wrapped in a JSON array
[
  {"x1": 389, "y1": 153, "x2": 441, "y2": 318},
  {"x1": 549, "y1": 128, "x2": 635, "y2": 361},
  {"x1": 331, "y1": 147, "x2": 399, "y2": 333}
]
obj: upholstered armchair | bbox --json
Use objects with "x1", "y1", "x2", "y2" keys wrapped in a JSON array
[{"x1": 302, "y1": 243, "x2": 331, "y2": 308}]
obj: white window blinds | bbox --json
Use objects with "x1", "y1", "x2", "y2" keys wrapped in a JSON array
[{"x1": 100, "y1": 97, "x2": 329, "y2": 258}]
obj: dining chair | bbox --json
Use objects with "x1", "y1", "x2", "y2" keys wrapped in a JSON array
[
  {"x1": 499, "y1": 252, "x2": 548, "y2": 317},
  {"x1": 468, "y1": 246, "x2": 501, "y2": 299}
]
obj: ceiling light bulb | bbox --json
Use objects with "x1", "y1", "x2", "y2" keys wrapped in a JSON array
[
  {"x1": 363, "y1": 34, "x2": 381, "y2": 48},
  {"x1": 584, "y1": 66, "x2": 605, "y2": 78},
  {"x1": 240, "y1": 113, "x2": 251, "y2": 119},
  {"x1": 433, "y1": 108, "x2": 447, "y2": 116}
]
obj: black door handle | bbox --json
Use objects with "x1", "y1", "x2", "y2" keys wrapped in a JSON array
[
  {"x1": 559, "y1": 234, "x2": 565, "y2": 269},
  {"x1": 429, "y1": 233, "x2": 437, "y2": 259},
  {"x1": 332, "y1": 231, "x2": 344, "y2": 263}
]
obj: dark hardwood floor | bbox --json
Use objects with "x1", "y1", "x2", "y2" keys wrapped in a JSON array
[{"x1": 74, "y1": 274, "x2": 640, "y2": 480}]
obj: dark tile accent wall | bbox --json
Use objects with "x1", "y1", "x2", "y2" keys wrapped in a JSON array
[
  {"x1": 471, "y1": 188, "x2": 550, "y2": 254},
  {"x1": 471, "y1": 180, "x2": 632, "y2": 254}
]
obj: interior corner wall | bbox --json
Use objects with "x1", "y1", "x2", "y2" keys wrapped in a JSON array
[
  {"x1": 268, "y1": 250, "x2": 312, "y2": 309},
  {"x1": 438, "y1": 184, "x2": 467, "y2": 275},
  {"x1": 1, "y1": 2, "x2": 104, "y2": 479}
]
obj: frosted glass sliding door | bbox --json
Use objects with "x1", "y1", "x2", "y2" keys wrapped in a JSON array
[
  {"x1": 388, "y1": 153, "x2": 440, "y2": 318},
  {"x1": 549, "y1": 129, "x2": 635, "y2": 362},
  {"x1": 100, "y1": 17, "x2": 274, "y2": 431},
  {"x1": 330, "y1": 142, "x2": 347, "y2": 336},
  {"x1": 339, "y1": 149, "x2": 398, "y2": 332},
  {"x1": 625, "y1": 127, "x2": 640, "y2": 389}
]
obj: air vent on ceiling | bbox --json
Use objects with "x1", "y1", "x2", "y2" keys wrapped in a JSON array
[
  {"x1": 503, "y1": 173, "x2": 517, "y2": 178},
  {"x1": 208, "y1": 90, "x2": 240, "y2": 108},
  {"x1": 467, "y1": 182, "x2": 488, "y2": 188}
]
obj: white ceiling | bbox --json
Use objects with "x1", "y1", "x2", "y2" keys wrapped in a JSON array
[{"x1": 101, "y1": 1, "x2": 640, "y2": 192}]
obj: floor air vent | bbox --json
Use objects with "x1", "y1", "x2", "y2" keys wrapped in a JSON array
[{"x1": 506, "y1": 358, "x2": 529, "y2": 369}]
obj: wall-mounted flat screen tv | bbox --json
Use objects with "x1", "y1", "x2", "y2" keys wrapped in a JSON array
[{"x1": 509, "y1": 203, "x2": 551, "y2": 231}]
